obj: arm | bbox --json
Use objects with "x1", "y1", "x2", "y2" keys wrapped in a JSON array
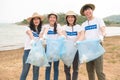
[
  {"x1": 26, "y1": 30, "x2": 35, "y2": 46},
  {"x1": 60, "y1": 30, "x2": 67, "y2": 38},
  {"x1": 74, "y1": 30, "x2": 85, "y2": 45},
  {"x1": 39, "y1": 27, "x2": 48, "y2": 39},
  {"x1": 99, "y1": 18, "x2": 106, "y2": 36},
  {"x1": 26, "y1": 30, "x2": 34, "y2": 40},
  {"x1": 78, "y1": 30, "x2": 85, "y2": 41},
  {"x1": 100, "y1": 26, "x2": 106, "y2": 36},
  {"x1": 76, "y1": 30, "x2": 85, "y2": 41},
  {"x1": 57, "y1": 26, "x2": 67, "y2": 38}
]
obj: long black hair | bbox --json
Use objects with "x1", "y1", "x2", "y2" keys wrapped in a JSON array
[
  {"x1": 48, "y1": 14, "x2": 57, "y2": 34},
  {"x1": 66, "y1": 15, "x2": 76, "y2": 26},
  {"x1": 29, "y1": 18, "x2": 42, "y2": 34}
]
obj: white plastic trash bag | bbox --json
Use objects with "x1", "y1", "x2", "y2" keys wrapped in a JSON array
[
  {"x1": 77, "y1": 39, "x2": 105, "y2": 64},
  {"x1": 46, "y1": 37, "x2": 64, "y2": 62},
  {"x1": 60, "y1": 40, "x2": 77, "y2": 67},
  {"x1": 26, "y1": 40, "x2": 49, "y2": 67}
]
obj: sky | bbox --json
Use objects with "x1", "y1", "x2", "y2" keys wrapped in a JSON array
[{"x1": 0, "y1": 0, "x2": 120, "y2": 23}]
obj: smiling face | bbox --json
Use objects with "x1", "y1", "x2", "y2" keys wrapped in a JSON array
[
  {"x1": 83, "y1": 8, "x2": 93, "y2": 20},
  {"x1": 33, "y1": 17, "x2": 41, "y2": 26},
  {"x1": 48, "y1": 14, "x2": 57, "y2": 26},
  {"x1": 66, "y1": 15, "x2": 76, "y2": 26}
]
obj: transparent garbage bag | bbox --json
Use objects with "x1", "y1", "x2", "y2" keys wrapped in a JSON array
[
  {"x1": 77, "y1": 39, "x2": 105, "y2": 64},
  {"x1": 46, "y1": 37, "x2": 64, "y2": 62},
  {"x1": 26, "y1": 40, "x2": 49, "y2": 67},
  {"x1": 60, "y1": 40, "x2": 77, "y2": 67}
]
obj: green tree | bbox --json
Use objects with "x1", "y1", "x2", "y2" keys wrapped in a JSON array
[{"x1": 76, "y1": 15, "x2": 86, "y2": 25}]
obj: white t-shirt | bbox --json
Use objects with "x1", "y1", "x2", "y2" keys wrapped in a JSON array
[
  {"x1": 81, "y1": 17, "x2": 105, "y2": 40},
  {"x1": 41, "y1": 24, "x2": 62, "y2": 39},
  {"x1": 62, "y1": 24, "x2": 82, "y2": 41},
  {"x1": 24, "y1": 26, "x2": 39, "y2": 50}
]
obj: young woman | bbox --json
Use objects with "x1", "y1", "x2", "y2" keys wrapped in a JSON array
[
  {"x1": 20, "y1": 12, "x2": 43, "y2": 80},
  {"x1": 40, "y1": 13, "x2": 62, "y2": 80},
  {"x1": 62, "y1": 11, "x2": 84, "y2": 80}
]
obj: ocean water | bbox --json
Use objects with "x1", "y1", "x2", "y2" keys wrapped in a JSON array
[
  {"x1": 0, "y1": 23, "x2": 120, "y2": 51},
  {"x1": 106, "y1": 27, "x2": 120, "y2": 36},
  {"x1": 0, "y1": 23, "x2": 26, "y2": 51}
]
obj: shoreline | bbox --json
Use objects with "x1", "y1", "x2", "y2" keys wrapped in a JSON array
[
  {"x1": 0, "y1": 47, "x2": 24, "y2": 53},
  {"x1": 0, "y1": 36, "x2": 119, "y2": 52}
]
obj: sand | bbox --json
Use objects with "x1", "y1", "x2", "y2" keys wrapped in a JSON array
[{"x1": 0, "y1": 36, "x2": 120, "y2": 80}]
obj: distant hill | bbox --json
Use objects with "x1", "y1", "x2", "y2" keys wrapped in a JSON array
[
  {"x1": 104, "y1": 15, "x2": 120, "y2": 23},
  {"x1": 103, "y1": 15, "x2": 120, "y2": 26}
]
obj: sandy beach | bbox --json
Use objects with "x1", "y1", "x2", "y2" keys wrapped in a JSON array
[{"x1": 0, "y1": 36, "x2": 120, "y2": 80}]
